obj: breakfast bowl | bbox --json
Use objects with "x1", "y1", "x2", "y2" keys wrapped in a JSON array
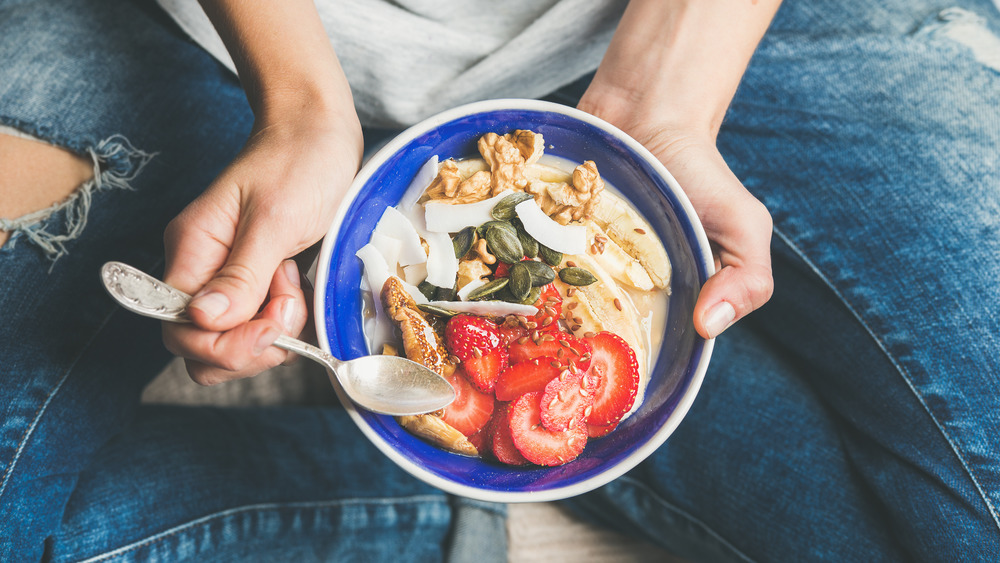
[{"x1": 314, "y1": 99, "x2": 715, "y2": 502}]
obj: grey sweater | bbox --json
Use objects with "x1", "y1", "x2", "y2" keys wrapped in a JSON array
[{"x1": 158, "y1": 0, "x2": 627, "y2": 128}]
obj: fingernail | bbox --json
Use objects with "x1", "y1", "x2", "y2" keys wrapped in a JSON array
[
  {"x1": 703, "y1": 301, "x2": 736, "y2": 338},
  {"x1": 253, "y1": 327, "x2": 280, "y2": 355},
  {"x1": 189, "y1": 291, "x2": 230, "y2": 321},
  {"x1": 281, "y1": 297, "x2": 297, "y2": 332},
  {"x1": 283, "y1": 260, "x2": 301, "y2": 288}
]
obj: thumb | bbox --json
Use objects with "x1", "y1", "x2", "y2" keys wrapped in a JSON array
[{"x1": 186, "y1": 214, "x2": 291, "y2": 332}]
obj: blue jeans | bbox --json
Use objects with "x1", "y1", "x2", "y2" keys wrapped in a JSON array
[{"x1": 1, "y1": 0, "x2": 998, "y2": 561}]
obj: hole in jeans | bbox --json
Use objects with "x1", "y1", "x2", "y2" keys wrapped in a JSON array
[{"x1": 0, "y1": 126, "x2": 155, "y2": 261}]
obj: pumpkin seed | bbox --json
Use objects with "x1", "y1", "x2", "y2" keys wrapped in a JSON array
[
  {"x1": 558, "y1": 266, "x2": 598, "y2": 286},
  {"x1": 417, "y1": 304, "x2": 458, "y2": 319},
  {"x1": 490, "y1": 192, "x2": 534, "y2": 221},
  {"x1": 466, "y1": 277, "x2": 509, "y2": 301},
  {"x1": 519, "y1": 286, "x2": 542, "y2": 305},
  {"x1": 434, "y1": 285, "x2": 458, "y2": 302},
  {"x1": 516, "y1": 226, "x2": 539, "y2": 259},
  {"x1": 508, "y1": 261, "x2": 532, "y2": 301},
  {"x1": 452, "y1": 226, "x2": 475, "y2": 259},
  {"x1": 476, "y1": 220, "x2": 517, "y2": 240},
  {"x1": 521, "y1": 260, "x2": 556, "y2": 286},
  {"x1": 417, "y1": 281, "x2": 437, "y2": 301},
  {"x1": 484, "y1": 225, "x2": 524, "y2": 264},
  {"x1": 538, "y1": 243, "x2": 562, "y2": 266}
]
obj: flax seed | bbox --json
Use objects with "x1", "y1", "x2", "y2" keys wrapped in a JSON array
[
  {"x1": 571, "y1": 324, "x2": 582, "y2": 332},
  {"x1": 542, "y1": 316, "x2": 554, "y2": 327},
  {"x1": 595, "y1": 234, "x2": 607, "y2": 243},
  {"x1": 567, "y1": 287, "x2": 576, "y2": 297},
  {"x1": 613, "y1": 298, "x2": 622, "y2": 311},
  {"x1": 566, "y1": 260, "x2": 577, "y2": 268},
  {"x1": 568, "y1": 302, "x2": 578, "y2": 310},
  {"x1": 517, "y1": 336, "x2": 529, "y2": 345},
  {"x1": 572, "y1": 316, "x2": 583, "y2": 325},
  {"x1": 558, "y1": 339, "x2": 571, "y2": 348},
  {"x1": 634, "y1": 227, "x2": 646, "y2": 234},
  {"x1": 584, "y1": 332, "x2": 596, "y2": 339},
  {"x1": 550, "y1": 360, "x2": 560, "y2": 368},
  {"x1": 525, "y1": 321, "x2": 537, "y2": 329}
]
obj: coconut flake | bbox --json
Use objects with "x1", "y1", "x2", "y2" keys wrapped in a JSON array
[
  {"x1": 399, "y1": 155, "x2": 439, "y2": 211},
  {"x1": 423, "y1": 230, "x2": 459, "y2": 288},
  {"x1": 402, "y1": 262, "x2": 427, "y2": 286},
  {"x1": 424, "y1": 190, "x2": 513, "y2": 233},
  {"x1": 425, "y1": 300, "x2": 537, "y2": 316},
  {"x1": 369, "y1": 231, "x2": 402, "y2": 271},
  {"x1": 515, "y1": 199, "x2": 587, "y2": 255},
  {"x1": 374, "y1": 206, "x2": 426, "y2": 266},
  {"x1": 355, "y1": 244, "x2": 396, "y2": 352},
  {"x1": 457, "y1": 278, "x2": 488, "y2": 301}
]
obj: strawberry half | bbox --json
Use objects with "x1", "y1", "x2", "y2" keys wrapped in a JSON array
[
  {"x1": 445, "y1": 314, "x2": 502, "y2": 362},
  {"x1": 461, "y1": 347, "x2": 508, "y2": 393},
  {"x1": 508, "y1": 331, "x2": 592, "y2": 372},
  {"x1": 540, "y1": 366, "x2": 599, "y2": 432},
  {"x1": 508, "y1": 392, "x2": 588, "y2": 466},
  {"x1": 494, "y1": 357, "x2": 562, "y2": 401},
  {"x1": 582, "y1": 332, "x2": 639, "y2": 427},
  {"x1": 490, "y1": 402, "x2": 529, "y2": 465},
  {"x1": 440, "y1": 367, "x2": 495, "y2": 437}
]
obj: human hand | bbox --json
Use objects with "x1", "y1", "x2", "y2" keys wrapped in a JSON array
[
  {"x1": 162, "y1": 113, "x2": 363, "y2": 384},
  {"x1": 579, "y1": 100, "x2": 773, "y2": 339}
]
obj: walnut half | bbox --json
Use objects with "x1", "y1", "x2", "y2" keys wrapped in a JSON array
[{"x1": 525, "y1": 160, "x2": 604, "y2": 225}]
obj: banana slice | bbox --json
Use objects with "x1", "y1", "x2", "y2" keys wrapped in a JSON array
[
  {"x1": 588, "y1": 191, "x2": 672, "y2": 290},
  {"x1": 556, "y1": 253, "x2": 647, "y2": 384},
  {"x1": 583, "y1": 219, "x2": 654, "y2": 291}
]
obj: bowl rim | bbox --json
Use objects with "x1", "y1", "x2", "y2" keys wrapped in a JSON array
[{"x1": 314, "y1": 98, "x2": 716, "y2": 502}]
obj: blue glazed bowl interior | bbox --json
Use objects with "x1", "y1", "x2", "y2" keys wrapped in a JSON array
[{"x1": 319, "y1": 102, "x2": 711, "y2": 499}]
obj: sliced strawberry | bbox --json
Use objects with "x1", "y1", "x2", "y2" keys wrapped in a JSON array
[
  {"x1": 508, "y1": 331, "x2": 592, "y2": 372},
  {"x1": 540, "y1": 366, "x2": 599, "y2": 431},
  {"x1": 587, "y1": 422, "x2": 618, "y2": 439},
  {"x1": 493, "y1": 261, "x2": 511, "y2": 278},
  {"x1": 468, "y1": 424, "x2": 491, "y2": 454},
  {"x1": 440, "y1": 368, "x2": 495, "y2": 437},
  {"x1": 508, "y1": 392, "x2": 588, "y2": 466},
  {"x1": 531, "y1": 283, "x2": 563, "y2": 332},
  {"x1": 445, "y1": 314, "x2": 502, "y2": 363},
  {"x1": 583, "y1": 332, "x2": 639, "y2": 427},
  {"x1": 494, "y1": 357, "x2": 562, "y2": 401},
  {"x1": 461, "y1": 347, "x2": 508, "y2": 393},
  {"x1": 490, "y1": 402, "x2": 529, "y2": 465},
  {"x1": 496, "y1": 323, "x2": 528, "y2": 347}
]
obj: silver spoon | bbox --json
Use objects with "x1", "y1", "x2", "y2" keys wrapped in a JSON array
[{"x1": 100, "y1": 261, "x2": 455, "y2": 416}]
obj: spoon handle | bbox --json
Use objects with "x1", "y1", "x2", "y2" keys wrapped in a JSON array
[{"x1": 101, "y1": 261, "x2": 338, "y2": 367}]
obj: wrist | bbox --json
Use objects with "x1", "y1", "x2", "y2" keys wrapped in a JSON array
[{"x1": 579, "y1": 0, "x2": 780, "y2": 144}]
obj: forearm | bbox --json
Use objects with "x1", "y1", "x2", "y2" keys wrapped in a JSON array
[
  {"x1": 580, "y1": 0, "x2": 781, "y2": 140},
  {"x1": 198, "y1": 0, "x2": 360, "y2": 141}
]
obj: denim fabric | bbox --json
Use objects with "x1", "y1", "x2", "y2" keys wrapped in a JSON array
[
  {"x1": 0, "y1": 0, "x2": 506, "y2": 561},
  {"x1": 1, "y1": 0, "x2": 999, "y2": 562},
  {"x1": 558, "y1": 0, "x2": 1000, "y2": 561}
]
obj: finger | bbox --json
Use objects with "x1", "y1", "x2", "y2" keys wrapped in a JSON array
[
  {"x1": 184, "y1": 198, "x2": 298, "y2": 332},
  {"x1": 693, "y1": 197, "x2": 773, "y2": 339},
  {"x1": 163, "y1": 262, "x2": 309, "y2": 382},
  {"x1": 163, "y1": 316, "x2": 286, "y2": 384}
]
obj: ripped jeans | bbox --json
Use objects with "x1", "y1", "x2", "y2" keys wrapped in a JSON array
[{"x1": 2, "y1": 0, "x2": 1000, "y2": 561}]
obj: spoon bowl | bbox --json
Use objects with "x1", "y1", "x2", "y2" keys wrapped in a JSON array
[{"x1": 100, "y1": 261, "x2": 455, "y2": 416}]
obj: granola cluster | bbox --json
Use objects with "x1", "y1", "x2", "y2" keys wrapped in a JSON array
[{"x1": 422, "y1": 130, "x2": 604, "y2": 225}]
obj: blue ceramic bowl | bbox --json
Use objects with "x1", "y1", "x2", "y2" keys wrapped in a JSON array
[{"x1": 315, "y1": 99, "x2": 715, "y2": 502}]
